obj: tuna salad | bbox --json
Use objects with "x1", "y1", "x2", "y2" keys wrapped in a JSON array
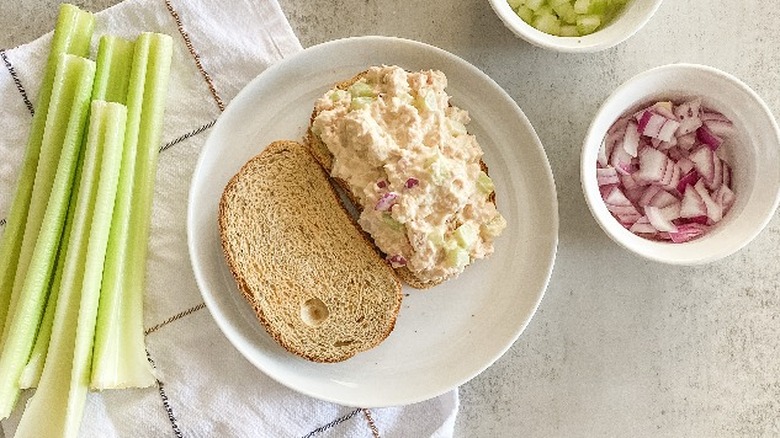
[{"x1": 310, "y1": 65, "x2": 506, "y2": 284}]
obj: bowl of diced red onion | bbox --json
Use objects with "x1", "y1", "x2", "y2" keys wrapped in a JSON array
[{"x1": 581, "y1": 63, "x2": 780, "y2": 264}]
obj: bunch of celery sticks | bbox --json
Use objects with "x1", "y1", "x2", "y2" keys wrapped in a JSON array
[{"x1": 0, "y1": 4, "x2": 171, "y2": 436}]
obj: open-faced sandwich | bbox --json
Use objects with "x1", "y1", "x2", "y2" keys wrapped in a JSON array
[{"x1": 218, "y1": 66, "x2": 506, "y2": 362}]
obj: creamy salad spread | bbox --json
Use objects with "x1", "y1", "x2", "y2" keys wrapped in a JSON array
[{"x1": 311, "y1": 65, "x2": 506, "y2": 284}]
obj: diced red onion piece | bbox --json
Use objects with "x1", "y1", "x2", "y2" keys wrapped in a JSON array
[
  {"x1": 706, "y1": 155, "x2": 723, "y2": 190},
  {"x1": 658, "y1": 159, "x2": 676, "y2": 188},
  {"x1": 638, "y1": 185, "x2": 662, "y2": 207},
  {"x1": 659, "y1": 201, "x2": 681, "y2": 221},
  {"x1": 680, "y1": 186, "x2": 706, "y2": 219},
  {"x1": 700, "y1": 110, "x2": 730, "y2": 123},
  {"x1": 676, "y1": 157, "x2": 694, "y2": 174},
  {"x1": 648, "y1": 189, "x2": 678, "y2": 209},
  {"x1": 597, "y1": 167, "x2": 620, "y2": 186},
  {"x1": 629, "y1": 216, "x2": 656, "y2": 234},
  {"x1": 645, "y1": 205, "x2": 678, "y2": 232},
  {"x1": 694, "y1": 179, "x2": 722, "y2": 223},
  {"x1": 387, "y1": 254, "x2": 407, "y2": 267},
  {"x1": 704, "y1": 119, "x2": 736, "y2": 138},
  {"x1": 376, "y1": 179, "x2": 388, "y2": 189},
  {"x1": 405, "y1": 177, "x2": 419, "y2": 189},
  {"x1": 375, "y1": 192, "x2": 398, "y2": 211},
  {"x1": 689, "y1": 146, "x2": 715, "y2": 183},
  {"x1": 603, "y1": 186, "x2": 633, "y2": 207},
  {"x1": 722, "y1": 162, "x2": 732, "y2": 191},
  {"x1": 657, "y1": 119, "x2": 681, "y2": 143},
  {"x1": 714, "y1": 185, "x2": 736, "y2": 214},
  {"x1": 622, "y1": 120, "x2": 640, "y2": 157},
  {"x1": 610, "y1": 138, "x2": 634, "y2": 175},
  {"x1": 696, "y1": 124, "x2": 723, "y2": 150},
  {"x1": 635, "y1": 147, "x2": 667, "y2": 184},
  {"x1": 639, "y1": 111, "x2": 667, "y2": 138},
  {"x1": 676, "y1": 169, "x2": 700, "y2": 194},
  {"x1": 669, "y1": 223, "x2": 708, "y2": 243},
  {"x1": 677, "y1": 132, "x2": 697, "y2": 150}
]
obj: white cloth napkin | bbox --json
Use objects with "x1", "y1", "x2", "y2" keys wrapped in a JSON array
[{"x1": 0, "y1": 0, "x2": 459, "y2": 436}]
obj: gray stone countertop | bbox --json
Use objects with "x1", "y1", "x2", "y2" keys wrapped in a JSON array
[{"x1": 2, "y1": 1, "x2": 779, "y2": 437}]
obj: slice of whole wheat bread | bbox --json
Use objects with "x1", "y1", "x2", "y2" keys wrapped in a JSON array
[
  {"x1": 305, "y1": 71, "x2": 497, "y2": 290},
  {"x1": 218, "y1": 140, "x2": 402, "y2": 363}
]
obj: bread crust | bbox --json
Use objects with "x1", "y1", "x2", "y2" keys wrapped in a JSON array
[
  {"x1": 305, "y1": 71, "x2": 497, "y2": 290},
  {"x1": 218, "y1": 141, "x2": 402, "y2": 362}
]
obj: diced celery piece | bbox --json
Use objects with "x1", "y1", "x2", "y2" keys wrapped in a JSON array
[
  {"x1": 548, "y1": 0, "x2": 568, "y2": 6},
  {"x1": 15, "y1": 101, "x2": 127, "y2": 437},
  {"x1": 588, "y1": 0, "x2": 608, "y2": 14},
  {"x1": 515, "y1": 5, "x2": 535, "y2": 23},
  {"x1": 0, "y1": 3, "x2": 94, "y2": 347},
  {"x1": 350, "y1": 96, "x2": 374, "y2": 111},
  {"x1": 534, "y1": 5, "x2": 554, "y2": 17},
  {"x1": 454, "y1": 223, "x2": 478, "y2": 248},
  {"x1": 533, "y1": 13, "x2": 562, "y2": 35},
  {"x1": 507, "y1": 0, "x2": 525, "y2": 9},
  {"x1": 348, "y1": 80, "x2": 374, "y2": 98},
  {"x1": 551, "y1": 2, "x2": 578, "y2": 24},
  {"x1": 577, "y1": 14, "x2": 602, "y2": 35},
  {"x1": 428, "y1": 154, "x2": 451, "y2": 185},
  {"x1": 574, "y1": 0, "x2": 591, "y2": 14},
  {"x1": 482, "y1": 214, "x2": 508, "y2": 238},
  {"x1": 447, "y1": 118, "x2": 467, "y2": 137},
  {"x1": 476, "y1": 171, "x2": 495, "y2": 195},
  {"x1": 0, "y1": 54, "x2": 95, "y2": 419},
  {"x1": 428, "y1": 229, "x2": 445, "y2": 247},
  {"x1": 91, "y1": 33, "x2": 173, "y2": 390},
  {"x1": 329, "y1": 89, "x2": 350, "y2": 102},
  {"x1": 381, "y1": 213, "x2": 404, "y2": 231},
  {"x1": 525, "y1": 0, "x2": 545, "y2": 11},
  {"x1": 413, "y1": 90, "x2": 438, "y2": 113},
  {"x1": 445, "y1": 247, "x2": 470, "y2": 268},
  {"x1": 560, "y1": 24, "x2": 580, "y2": 37}
]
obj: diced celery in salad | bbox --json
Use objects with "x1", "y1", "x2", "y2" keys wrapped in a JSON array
[{"x1": 507, "y1": 0, "x2": 628, "y2": 36}]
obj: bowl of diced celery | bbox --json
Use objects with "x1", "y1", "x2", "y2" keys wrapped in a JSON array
[{"x1": 488, "y1": 0, "x2": 664, "y2": 52}]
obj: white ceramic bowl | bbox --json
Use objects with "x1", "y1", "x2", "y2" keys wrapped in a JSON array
[
  {"x1": 488, "y1": 0, "x2": 664, "y2": 53},
  {"x1": 581, "y1": 63, "x2": 780, "y2": 265}
]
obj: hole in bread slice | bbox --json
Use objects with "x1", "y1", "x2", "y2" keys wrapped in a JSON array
[{"x1": 300, "y1": 297, "x2": 330, "y2": 327}]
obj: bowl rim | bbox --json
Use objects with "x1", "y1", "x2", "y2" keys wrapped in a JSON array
[
  {"x1": 487, "y1": 0, "x2": 665, "y2": 53},
  {"x1": 580, "y1": 62, "x2": 780, "y2": 264}
]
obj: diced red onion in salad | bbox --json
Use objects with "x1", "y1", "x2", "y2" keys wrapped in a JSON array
[
  {"x1": 405, "y1": 177, "x2": 419, "y2": 189},
  {"x1": 375, "y1": 192, "x2": 398, "y2": 211},
  {"x1": 387, "y1": 254, "x2": 407, "y2": 267},
  {"x1": 376, "y1": 179, "x2": 389, "y2": 189},
  {"x1": 596, "y1": 99, "x2": 737, "y2": 243}
]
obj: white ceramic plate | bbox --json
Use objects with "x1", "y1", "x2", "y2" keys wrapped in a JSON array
[{"x1": 187, "y1": 36, "x2": 558, "y2": 407}]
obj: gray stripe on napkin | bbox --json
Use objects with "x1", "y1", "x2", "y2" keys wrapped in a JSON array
[
  {"x1": 159, "y1": 119, "x2": 216, "y2": 153},
  {"x1": 147, "y1": 351, "x2": 185, "y2": 437},
  {"x1": 163, "y1": 0, "x2": 225, "y2": 112},
  {"x1": 302, "y1": 408, "x2": 382, "y2": 438},
  {"x1": 145, "y1": 302, "x2": 207, "y2": 336},
  {"x1": 0, "y1": 49, "x2": 35, "y2": 116}
]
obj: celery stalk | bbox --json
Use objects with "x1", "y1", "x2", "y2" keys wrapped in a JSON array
[
  {"x1": 0, "y1": 3, "x2": 94, "y2": 343},
  {"x1": 17, "y1": 198, "x2": 73, "y2": 389},
  {"x1": 91, "y1": 33, "x2": 172, "y2": 389},
  {"x1": 15, "y1": 101, "x2": 127, "y2": 438},
  {"x1": 92, "y1": 35, "x2": 135, "y2": 103},
  {"x1": 0, "y1": 54, "x2": 95, "y2": 419},
  {"x1": 16, "y1": 36, "x2": 132, "y2": 389}
]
